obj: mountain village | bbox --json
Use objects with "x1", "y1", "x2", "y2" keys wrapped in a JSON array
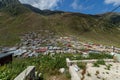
[
  {"x1": 0, "y1": 30, "x2": 120, "y2": 80},
  {"x1": 0, "y1": 30, "x2": 120, "y2": 58}
]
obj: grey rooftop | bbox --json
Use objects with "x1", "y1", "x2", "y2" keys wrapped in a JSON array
[{"x1": 0, "y1": 52, "x2": 13, "y2": 59}]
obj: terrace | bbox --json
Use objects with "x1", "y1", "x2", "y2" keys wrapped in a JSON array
[{"x1": 66, "y1": 53, "x2": 120, "y2": 80}]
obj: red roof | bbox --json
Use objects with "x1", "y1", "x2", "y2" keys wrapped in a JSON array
[{"x1": 35, "y1": 48, "x2": 47, "y2": 53}]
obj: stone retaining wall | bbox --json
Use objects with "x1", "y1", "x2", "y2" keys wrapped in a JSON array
[
  {"x1": 14, "y1": 66, "x2": 35, "y2": 80},
  {"x1": 66, "y1": 58, "x2": 114, "y2": 66}
]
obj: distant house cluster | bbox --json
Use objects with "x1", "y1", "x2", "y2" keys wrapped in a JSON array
[{"x1": 0, "y1": 31, "x2": 120, "y2": 65}]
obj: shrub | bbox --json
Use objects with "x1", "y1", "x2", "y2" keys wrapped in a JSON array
[
  {"x1": 97, "y1": 59, "x2": 105, "y2": 65},
  {"x1": 87, "y1": 72, "x2": 91, "y2": 77},
  {"x1": 95, "y1": 70, "x2": 99, "y2": 75},
  {"x1": 77, "y1": 62, "x2": 87, "y2": 69},
  {"x1": 105, "y1": 64, "x2": 112, "y2": 70},
  {"x1": 93, "y1": 59, "x2": 105, "y2": 67},
  {"x1": 93, "y1": 62, "x2": 100, "y2": 67}
]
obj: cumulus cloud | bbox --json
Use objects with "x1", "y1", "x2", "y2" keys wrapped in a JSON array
[
  {"x1": 19, "y1": 0, "x2": 62, "y2": 10},
  {"x1": 104, "y1": 0, "x2": 120, "y2": 6}
]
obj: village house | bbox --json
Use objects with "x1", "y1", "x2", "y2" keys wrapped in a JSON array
[
  {"x1": 35, "y1": 47, "x2": 48, "y2": 53},
  {"x1": 13, "y1": 49, "x2": 27, "y2": 57},
  {"x1": 0, "y1": 52, "x2": 13, "y2": 65}
]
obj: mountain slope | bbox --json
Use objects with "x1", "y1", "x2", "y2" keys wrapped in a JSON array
[
  {"x1": 0, "y1": 0, "x2": 120, "y2": 47},
  {"x1": 0, "y1": 0, "x2": 30, "y2": 16}
]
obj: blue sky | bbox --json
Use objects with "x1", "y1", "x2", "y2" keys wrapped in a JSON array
[{"x1": 19, "y1": 0, "x2": 120, "y2": 14}]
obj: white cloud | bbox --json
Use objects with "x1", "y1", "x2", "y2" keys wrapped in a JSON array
[
  {"x1": 71, "y1": 0, "x2": 82, "y2": 10},
  {"x1": 104, "y1": 0, "x2": 120, "y2": 6},
  {"x1": 71, "y1": 0, "x2": 93, "y2": 11},
  {"x1": 19, "y1": 0, "x2": 62, "y2": 10}
]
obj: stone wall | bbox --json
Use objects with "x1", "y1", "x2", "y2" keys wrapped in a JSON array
[{"x1": 14, "y1": 66, "x2": 35, "y2": 80}]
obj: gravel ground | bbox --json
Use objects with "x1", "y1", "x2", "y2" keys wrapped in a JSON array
[{"x1": 83, "y1": 62, "x2": 120, "y2": 80}]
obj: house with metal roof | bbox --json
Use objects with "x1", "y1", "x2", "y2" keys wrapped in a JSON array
[{"x1": 0, "y1": 52, "x2": 13, "y2": 65}]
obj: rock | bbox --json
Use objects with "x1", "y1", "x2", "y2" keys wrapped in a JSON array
[
  {"x1": 59, "y1": 68, "x2": 65, "y2": 73},
  {"x1": 38, "y1": 73, "x2": 42, "y2": 77}
]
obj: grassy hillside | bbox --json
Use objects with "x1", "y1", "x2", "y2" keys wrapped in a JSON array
[
  {"x1": 0, "y1": 0, "x2": 120, "y2": 47},
  {"x1": 0, "y1": 12, "x2": 120, "y2": 47}
]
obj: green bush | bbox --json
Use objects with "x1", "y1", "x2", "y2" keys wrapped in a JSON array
[
  {"x1": 87, "y1": 72, "x2": 91, "y2": 77},
  {"x1": 77, "y1": 62, "x2": 86, "y2": 69},
  {"x1": 93, "y1": 62, "x2": 100, "y2": 67},
  {"x1": 105, "y1": 64, "x2": 112, "y2": 70},
  {"x1": 97, "y1": 59, "x2": 106, "y2": 65},
  {"x1": 93, "y1": 59, "x2": 105, "y2": 67},
  {"x1": 89, "y1": 53, "x2": 113, "y2": 59}
]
